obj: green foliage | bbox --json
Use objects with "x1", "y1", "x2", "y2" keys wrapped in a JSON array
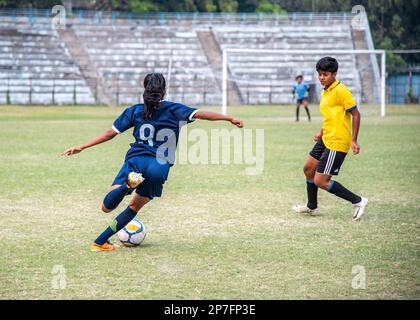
[
  {"x1": 73, "y1": 81, "x2": 77, "y2": 105},
  {"x1": 406, "y1": 86, "x2": 413, "y2": 103},
  {"x1": 1, "y1": 0, "x2": 62, "y2": 8},
  {"x1": 360, "y1": 0, "x2": 418, "y2": 71},
  {"x1": 217, "y1": 0, "x2": 238, "y2": 12},
  {"x1": 255, "y1": 0, "x2": 285, "y2": 13},
  {"x1": 5, "y1": 87, "x2": 10, "y2": 105},
  {"x1": 130, "y1": 0, "x2": 160, "y2": 13},
  {"x1": 196, "y1": 0, "x2": 217, "y2": 12},
  {"x1": 380, "y1": 36, "x2": 407, "y2": 73},
  {"x1": 391, "y1": 14, "x2": 403, "y2": 39},
  {"x1": 162, "y1": 0, "x2": 197, "y2": 12}
]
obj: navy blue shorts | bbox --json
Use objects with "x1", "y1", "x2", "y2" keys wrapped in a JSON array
[{"x1": 112, "y1": 156, "x2": 170, "y2": 199}]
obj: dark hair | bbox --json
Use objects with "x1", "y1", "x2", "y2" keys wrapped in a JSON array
[
  {"x1": 142, "y1": 73, "x2": 166, "y2": 120},
  {"x1": 316, "y1": 57, "x2": 339, "y2": 73},
  {"x1": 295, "y1": 75, "x2": 303, "y2": 80}
]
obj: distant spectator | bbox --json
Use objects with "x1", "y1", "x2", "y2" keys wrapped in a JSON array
[{"x1": 292, "y1": 75, "x2": 311, "y2": 122}]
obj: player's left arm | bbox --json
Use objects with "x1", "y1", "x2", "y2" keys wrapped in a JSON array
[
  {"x1": 193, "y1": 111, "x2": 243, "y2": 128},
  {"x1": 349, "y1": 108, "x2": 361, "y2": 155},
  {"x1": 340, "y1": 87, "x2": 361, "y2": 155},
  {"x1": 61, "y1": 128, "x2": 118, "y2": 156},
  {"x1": 62, "y1": 105, "x2": 136, "y2": 156}
]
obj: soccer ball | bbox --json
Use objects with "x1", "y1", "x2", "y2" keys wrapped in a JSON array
[{"x1": 117, "y1": 218, "x2": 147, "y2": 247}]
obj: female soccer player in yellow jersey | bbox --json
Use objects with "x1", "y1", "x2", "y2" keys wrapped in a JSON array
[{"x1": 293, "y1": 57, "x2": 368, "y2": 221}]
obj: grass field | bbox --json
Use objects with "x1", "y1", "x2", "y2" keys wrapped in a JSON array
[{"x1": 0, "y1": 104, "x2": 419, "y2": 300}]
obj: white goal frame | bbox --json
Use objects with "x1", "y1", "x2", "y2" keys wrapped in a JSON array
[{"x1": 222, "y1": 49, "x2": 386, "y2": 117}]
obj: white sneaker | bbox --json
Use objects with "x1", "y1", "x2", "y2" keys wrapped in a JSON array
[
  {"x1": 352, "y1": 197, "x2": 368, "y2": 221},
  {"x1": 293, "y1": 204, "x2": 319, "y2": 215},
  {"x1": 126, "y1": 172, "x2": 145, "y2": 189}
]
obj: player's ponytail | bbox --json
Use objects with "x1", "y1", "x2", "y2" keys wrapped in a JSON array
[{"x1": 142, "y1": 73, "x2": 166, "y2": 121}]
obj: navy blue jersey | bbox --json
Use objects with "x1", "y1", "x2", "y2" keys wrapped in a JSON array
[{"x1": 112, "y1": 101, "x2": 198, "y2": 165}]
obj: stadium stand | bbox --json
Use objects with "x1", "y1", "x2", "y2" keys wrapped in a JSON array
[
  {"x1": 69, "y1": 19, "x2": 220, "y2": 105},
  {"x1": 0, "y1": 16, "x2": 95, "y2": 104},
  {"x1": 213, "y1": 24, "x2": 362, "y2": 104},
  {"x1": 0, "y1": 10, "x2": 379, "y2": 106}
]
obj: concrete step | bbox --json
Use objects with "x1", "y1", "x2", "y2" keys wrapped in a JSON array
[{"x1": 58, "y1": 27, "x2": 111, "y2": 105}]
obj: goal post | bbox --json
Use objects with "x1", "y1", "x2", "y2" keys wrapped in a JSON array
[{"x1": 222, "y1": 48, "x2": 386, "y2": 117}]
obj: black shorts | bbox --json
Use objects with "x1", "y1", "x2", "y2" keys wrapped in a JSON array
[
  {"x1": 297, "y1": 98, "x2": 308, "y2": 104},
  {"x1": 309, "y1": 139, "x2": 347, "y2": 176}
]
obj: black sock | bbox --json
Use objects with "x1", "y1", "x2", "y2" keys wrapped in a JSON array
[
  {"x1": 327, "y1": 180, "x2": 361, "y2": 204},
  {"x1": 304, "y1": 107, "x2": 311, "y2": 121},
  {"x1": 306, "y1": 180, "x2": 318, "y2": 209},
  {"x1": 296, "y1": 105, "x2": 300, "y2": 121}
]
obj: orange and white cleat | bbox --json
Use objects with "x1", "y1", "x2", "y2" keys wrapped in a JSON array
[
  {"x1": 90, "y1": 241, "x2": 120, "y2": 252},
  {"x1": 126, "y1": 172, "x2": 145, "y2": 189}
]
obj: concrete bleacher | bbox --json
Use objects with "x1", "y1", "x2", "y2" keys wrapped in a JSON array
[
  {"x1": 213, "y1": 25, "x2": 361, "y2": 104},
  {"x1": 70, "y1": 20, "x2": 220, "y2": 105},
  {"x1": 0, "y1": 11, "x2": 375, "y2": 106},
  {"x1": 0, "y1": 16, "x2": 95, "y2": 104}
]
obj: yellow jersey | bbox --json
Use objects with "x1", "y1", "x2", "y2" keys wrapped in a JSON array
[{"x1": 320, "y1": 80, "x2": 357, "y2": 153}]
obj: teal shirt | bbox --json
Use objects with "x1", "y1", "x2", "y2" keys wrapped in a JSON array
[{"x1": 293, "y1": 82, "x2": 309, "y2": 99}]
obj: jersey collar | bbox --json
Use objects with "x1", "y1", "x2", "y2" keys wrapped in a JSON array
[{"x1": 324, "y1": 80, "x2": 340, "y2": 91}]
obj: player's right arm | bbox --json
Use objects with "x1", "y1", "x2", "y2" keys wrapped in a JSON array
[
  {"x1": 61, "y1": 128, "x2": 118, "y2": 156},
  {"x1": 171, "y1": 103, "x2": 243, "y2": 128},
  {"x1": 313, "y1": 128, "x2": 323, "y2": 142},
  {"x1": 193, "y1": 110, "x2": 243, "y2": 128}
]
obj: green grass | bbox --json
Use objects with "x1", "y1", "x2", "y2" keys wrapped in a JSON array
[{"x1": 0, "y1": 104, "x2": 419, "y2": 299}]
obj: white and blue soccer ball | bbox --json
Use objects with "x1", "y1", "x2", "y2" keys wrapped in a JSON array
[{"x1": 117, "y1": 218, "x2": 147, "y2": 247}]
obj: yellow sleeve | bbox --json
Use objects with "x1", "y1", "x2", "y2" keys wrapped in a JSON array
[{"x1": 338, "y1": 86, "x2": 357, "y2": 112}]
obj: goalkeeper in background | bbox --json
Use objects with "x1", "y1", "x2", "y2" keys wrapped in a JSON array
[{"x1": 292, "y1": 74, "x2": 311, "y2": 122}]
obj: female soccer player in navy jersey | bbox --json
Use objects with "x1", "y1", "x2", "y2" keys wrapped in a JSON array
[{"x1": 62, "y1": 73, "x2": 243, "y2": 251}]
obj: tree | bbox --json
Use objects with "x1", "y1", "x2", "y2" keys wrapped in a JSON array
[
  {"x1": 196, "y1": 0, "x2": 217, "y2": 12},
  {"x1": 217, "y1": 0, "x2": 238, "y2": 12},
  {"x1": 255, "y1": 0, "x2": 285, "y2": 13},
  {"x1": 130, "y1": 0, "x2": 160, "y2": 13}
]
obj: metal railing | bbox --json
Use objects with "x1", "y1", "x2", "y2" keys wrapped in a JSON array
[{"x1": 0, "y1": 8, "x2": 356, "y2": 25}]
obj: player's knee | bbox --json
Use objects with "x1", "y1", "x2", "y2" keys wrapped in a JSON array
[
  {"x1": 101, "y1": 203, "x2": 113, "y2": 213},
  {"x1": 303, "y1": 165, "x2": 313, "y2": 178},
  {"x1": 313, "y1": 176, "x2": 328, "y2": 189}
]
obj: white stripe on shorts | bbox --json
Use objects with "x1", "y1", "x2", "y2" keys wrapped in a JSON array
[
  {"x1": 329, "y1": 151, "x2": 337, "y2": 174},
  {"x1": 324, "y1": 150, "x2": 336, "y2": 175},
  {"x1": 323, "y1": 152, "x2": 331, "y2": 174}
]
